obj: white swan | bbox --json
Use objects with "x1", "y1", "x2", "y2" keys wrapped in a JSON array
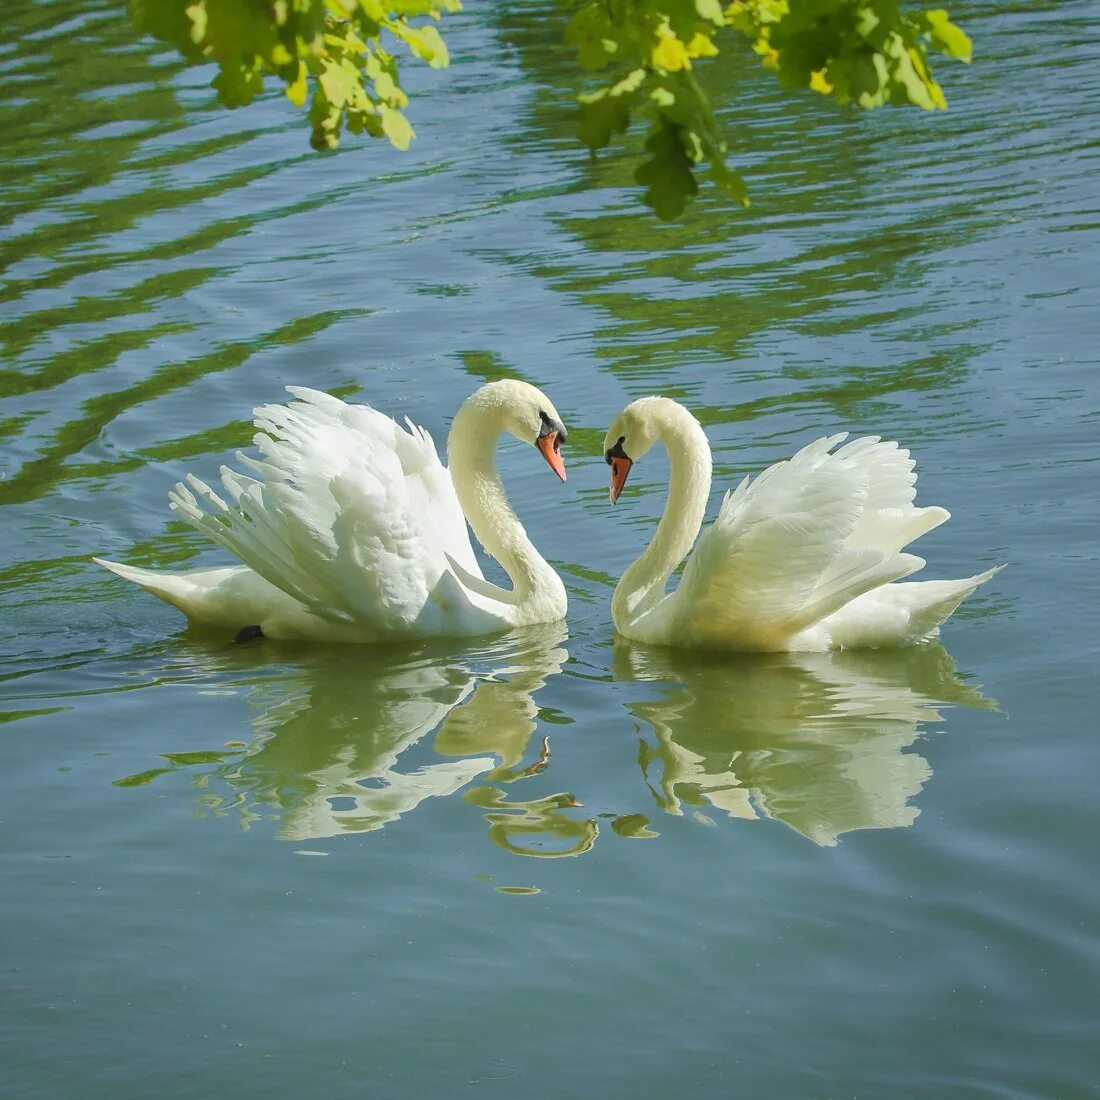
[
  {"x1": 603, "y1": 397, "x2": 1001, "y2": 651},
  {"x1": 95, "y1": 380, "x2": 569, "y2": 642}
]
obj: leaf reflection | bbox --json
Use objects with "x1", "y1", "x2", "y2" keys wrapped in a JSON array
[{"x1": 613, "y1": 641, "x2": 997, "y2": 847}]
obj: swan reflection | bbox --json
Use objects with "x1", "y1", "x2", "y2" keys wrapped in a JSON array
[
  {"x1": 115, "y1": 629, "x2": 994, "y2": 854},
  {"x1": 117, "y1": 626, "x2": 571, "y2": 841},
  {"x1": 613, "y1": 641, "x2": 995, "y2": 846},
  {"x1": 465, "y1": 787, "x2": 599, "y2": 859}
]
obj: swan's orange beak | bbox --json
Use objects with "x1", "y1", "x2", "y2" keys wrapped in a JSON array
[
  {"x1": 608, "y1": 456, "x2": 633, "y2": 504},
  {"x1": 537, "y1": 431, "x2": 566, "y2": 482}
]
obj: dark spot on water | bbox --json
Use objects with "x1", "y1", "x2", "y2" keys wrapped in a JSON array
[{"x1": 234, "y1": 625, "x2": 264, "y2": 643}]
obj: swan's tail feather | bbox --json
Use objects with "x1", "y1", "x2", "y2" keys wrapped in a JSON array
[
  {"x1": 898, "y1": 565, "x2": 1005, "y2": 641},
  {"x1": 791, "y1": 551, "x2": 926, "y2": 635},
  {"x1": 92, "y1": 558, "x2": 198, "y2": 613},
  {"x1": 824, "y1": 564, "x2": 1005, "y2": 649},
  {"x1": 168, "y1": 480, "x2": 324, "y2": 616}
]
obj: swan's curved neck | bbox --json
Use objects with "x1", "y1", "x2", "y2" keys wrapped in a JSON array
[
  {"x1": 447, "y1": 395, "x2": 562, "y2": 610},
  {"x1": 612, "y1": 405, "x2": 711, "y2": 627}
]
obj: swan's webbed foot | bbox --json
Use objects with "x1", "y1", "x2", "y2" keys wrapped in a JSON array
[{"x1": 234, "y1": 624, "x2": 264, "y2": 644}]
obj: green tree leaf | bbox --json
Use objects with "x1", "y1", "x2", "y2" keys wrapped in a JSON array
[
  {"x1": 128, "y1": 0, "x2": 456, "y2": 153},
  {"x1": 126, "y1": 0, "x2": 972, "y2": 218},
  {"x1": 635, "y1": 122, "x2": 698, "y2": 219}
]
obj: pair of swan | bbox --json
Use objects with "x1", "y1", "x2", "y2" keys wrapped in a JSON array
[{"x1": 95, "y1": 380, "x2": 1000, "y2": 651}]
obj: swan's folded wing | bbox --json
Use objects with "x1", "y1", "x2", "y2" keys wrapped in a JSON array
[
  {"x1": 664, "y1": 435, "x2": 924, "y2": 647},
  {"x1": 168, "y1": 387, "x2": 482, "y2": 632}
]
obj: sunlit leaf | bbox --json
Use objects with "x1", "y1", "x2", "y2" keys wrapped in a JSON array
[
  {"x1": 652, "y1": 30, "x2": 692, "y2": 73},
  {"x1": 128, "y1": 0, "x2": 457, "y2": 153},
  {"x1": 128, "y1": 0, "x2": 971, "y2": 218},
  {"x1": 922, "y1": 9, "x2": 972, "y2": 62},
  {"x1": 380, "y1": 104, "x2": 414, "y2": 149}
]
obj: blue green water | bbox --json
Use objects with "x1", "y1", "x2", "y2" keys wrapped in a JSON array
[{"x1": 2, "y1": 1, "x2": 1099, "y2": 1096}]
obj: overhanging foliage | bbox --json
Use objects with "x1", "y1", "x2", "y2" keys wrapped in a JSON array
[{"x1": 128, "y1": 0, "x2": 971, "y2": 217}]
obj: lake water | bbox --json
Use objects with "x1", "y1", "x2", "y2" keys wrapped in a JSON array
[{"x1": 2, "y1": 1, "x2": 1098, "y2": 1096}]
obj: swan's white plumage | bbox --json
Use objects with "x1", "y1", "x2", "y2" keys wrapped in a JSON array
[
  {"x1": 606, "y1": 399, "x2": 1001, "y2": 652},
  {"x1": 96, "y1": 382, "x2": 568, "y2": 641},
  {"x1": 167, "y1": 387, "x2": 479, "y2": 633}
]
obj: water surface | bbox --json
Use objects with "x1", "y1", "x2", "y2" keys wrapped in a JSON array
[{"x1": 2, "y1": 1, "x2": 1098, "y2": 1096}]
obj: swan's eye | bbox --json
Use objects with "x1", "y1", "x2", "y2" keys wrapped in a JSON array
[
  {"x1": 538, "y1": 409, "x2": 566, "y2": 445},
  {"x1": 605, "y1": 436, "x2": 628, "y2": 465}
]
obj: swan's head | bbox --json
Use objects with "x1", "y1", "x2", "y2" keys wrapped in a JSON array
[
  {"x1": 603, "y1": 396, "x2": 666, "y2": 503},
  {"x1": 475, "y1": 379, "x2": 568, "y2": 482}
]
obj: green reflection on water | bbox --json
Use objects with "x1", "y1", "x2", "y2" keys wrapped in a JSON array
[{"x1": 0, "y1": 309, "x2": 365, "y2": 506}]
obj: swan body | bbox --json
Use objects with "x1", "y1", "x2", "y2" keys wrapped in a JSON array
[
  {"x1": 603, "y1": 397, "x2": 1001, "y2": 653},
  {"x1": 96, "y1": 380, "x2": 569, "y2": 642}
]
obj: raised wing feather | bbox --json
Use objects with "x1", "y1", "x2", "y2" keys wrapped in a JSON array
[
  {"x1": 168, "y1": 387, "x2": 481, "y2": 633},
  {"x1": 801, "y1": 437, "x2": 947, "y2": 624},
  {"x1": 664, "y1": 434, "x2": 865, "y2": 647},
  {"x1": 664, "y1": 435, "x2": 934, "y2": 649},
  {"x1": 832, "y1": 436, "x2": 946, "y2": 552}
]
